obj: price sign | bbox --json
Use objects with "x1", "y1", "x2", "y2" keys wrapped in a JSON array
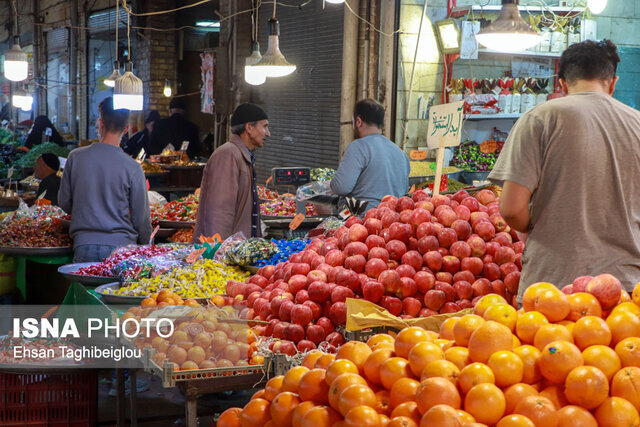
[
  {"x1": 480, "y1": 140, "x2": 497, "y2": 154},
  {"x1": 409, "y1": 150, "x2": 427, "y2": 160},
  {"x1": 149, "y1": 225, "x2": 160, "y2": 242},
  {"x1": 180, "y1": 141, "x2": 190, "y2": 152},
  {"x1": 428, "y1": 174, "x2": 448, "y2": 193},
  {"x1": 266, "y1": 176, "x2": 273, "y2": 185},
  {"x1": 7, "y1": 167, "x2": 13, "y2": 179},
  {"x1": 186, "y1": 248, "x2": 206, "y2": 264},
  {"x1": 136, "y1": 148, "x2": 146, "y2": 163},
  {"x1": 409, "y1": 184, "x2": 416, "y2": 194},
  {"x1": 339, "y1": 208, "x2": 351, "y2": 220},
  {"x1": 427, "y1": 101, "x2": 464, "y2": 150},
  {"x1": 289, "y1": 213, "x2": 306, "y2": 230},
  {"x1": 200, "y1": 233, "x2": 221, "y2": 244}
]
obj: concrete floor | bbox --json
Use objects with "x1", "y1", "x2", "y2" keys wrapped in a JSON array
[{"x1": 97, "y1": 370, "x2": 256, "y2": 426}]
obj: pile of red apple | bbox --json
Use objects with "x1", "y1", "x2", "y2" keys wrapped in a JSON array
[{"x1": 226, "y1": 189, "x2": 523, "y2": 354}]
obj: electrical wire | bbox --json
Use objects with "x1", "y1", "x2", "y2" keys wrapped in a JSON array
[
  {"x1": 343, "y1": 1, "x2": 401, "y2": 38},
  {"x1": 120, "y1": 0, "x2": 214, "y2": 17}
]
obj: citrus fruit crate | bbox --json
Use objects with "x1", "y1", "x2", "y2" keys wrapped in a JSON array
[{"x1": 0, "y1": 370, "x2": 98, "y2": 426}]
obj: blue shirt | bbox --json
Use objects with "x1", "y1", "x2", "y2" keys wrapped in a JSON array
[{"x1": 330, "y1": 134, "x2": 410, "y2": 209}]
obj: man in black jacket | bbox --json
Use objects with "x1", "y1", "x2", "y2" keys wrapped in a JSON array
[{"x1": 148, "y1": 97, "x2": 200, "y2": 159}]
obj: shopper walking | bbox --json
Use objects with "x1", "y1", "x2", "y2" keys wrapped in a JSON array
[
  {"x1": 59, "y1": 97, "x2": 152, "y2": 262},
  {"x1": 194, "y1": 103, "x2": 269, "y2": 242},
  {"x1": 330, "y1": 98, "x2": 410, "y2": 211},
  {"x1": 489, "y1": 39, "x2": 640, "y2": 298}
]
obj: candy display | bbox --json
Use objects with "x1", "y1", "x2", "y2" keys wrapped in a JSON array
[
  {"x1": 257, "y1": 185, "x2": 279, "y2": 200},
  {"x1": 453, "y1": 139, "x2": 506, "y2": 172},
  {"x1": 76, "y1": 245, "x2": 175, "y2": 277},
  {"x1": 151, "y1": 193, "x2": 199, "y2": 224},
  {"x1": 106, "y1": 259, "x2": 249, "y2": 298},
  {"x1": 0, "y1": 204, "x2": 71, "y2": 247},
  {"x1": 253, "y1": 238, "x2": 310, "y2": 267},
  {"x1": 111, "y1": 247, "x2": 192, "y2": 282},
  {"x1": 0, "y1": 336, "x2": 80, "y2": 364},
  {"x1": 260, "y1": 198, "x2": 318, "y2": 217},
  {"x1": 169, "y1": 228, "x2": 194, "y2": 243},
  {"x1": 310, "y1": 167, "x2": 336, "y2": 182},
  {"x1": 224, "y1": 238, "x2": 279, "y2": 266},
  {"x1": 19, "y1": 175, "x2": 40, "y2": 188},
  {"x1": 141, "y1": 162, "x2": 165, "y2": 173}
]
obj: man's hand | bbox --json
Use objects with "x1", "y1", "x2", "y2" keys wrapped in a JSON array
[{"x1": 500, "y1": 180, "x2": 532, "y2": 233}]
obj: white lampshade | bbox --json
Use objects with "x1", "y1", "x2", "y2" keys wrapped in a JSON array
[
  {"x1": 163, "y1": 79, "x2": 172, "y2": 97},
  {"x1": 475, "y1": 1, "x2": 542, "y2": 53},
  {"x1": 104, "y1": 61, "x2": 121, "y2": 88},
  {"x1": 113, "y1": 62, "x2": 144, "y2": 111},
  {"x1": 587, "y1": 0, "x2": 607, "y2": 14},
  {"x1": 4, "y1": 38, "x2": 28, "y2": 82},
  {"x1": 12, "y1": 89, "x2": 32, "y2": 111},
  {"x1": 325, "y1": 0, "x2": 345, "y2": 3},
  {"x1": 245, "y1": 42, "x2": 266, "y2": 85},
  {"x1": 252, "y1": 19, "x2": 296, "y2": 79}
]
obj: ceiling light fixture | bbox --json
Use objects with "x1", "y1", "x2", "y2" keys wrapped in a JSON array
[
  {"x1": 245, "y1": 42, "x2": 266, "y2": 86},
  {"x1": 4, "y1": 0, "x2": 28, "y2": 82},
  {"x1": 163, "y1": 79, "x2": 172, "y2": 97},
  {"x1": 195, "y1": 21, "x2": 220, "y2": 28},
  {"x1": 587, "y1": 0, "x2": 607, "y2": 14},
  {"x1": 12, "y1": 87, "x2": 32, "y2": 111},
  {"x1": 104, "y1": 0, "x2": 122, "y2": 87},
  {"x1": 325, "y1": 0, "x2": 346, "y2": 3},
  {"x1": 252, "y1": 0, "x2": 296, "y2": 79},
  {"x1": 475, "y1": 0, "x2": 542, "y2": 53},
  {"x1": 114, "y1": 2, "x2": 143, "y2": 110}
]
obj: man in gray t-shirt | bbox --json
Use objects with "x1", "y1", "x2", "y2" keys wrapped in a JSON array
[
  {"x1": 330, "y1": 99, "x2": 410, "y2": 210},
  {"x1": 489, "y1": 40, "x2": 640, "y2": 299}
]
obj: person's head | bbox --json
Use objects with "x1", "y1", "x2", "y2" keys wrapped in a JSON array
[
  {"x1": 145, "y1": 110, "x2": 160, "y2": 134},
  {"x1": 169, "y1": 97, "x2": 186, "y2": 115},
  {"x1": 98, "y1": 97, "x2": 130, "y2": 142},
  {"x1": 230, "y1": 103, "x2": 270, "y2": 150},
  {"x1": 558, "y1": 39, "x2": 620, "y2": 95},
  {"x1": 34, "y1": 153, "x2": 60, "y2": 180},
  {"x1": 353, "y1": 99, "x2": 385, "y2": 138}
]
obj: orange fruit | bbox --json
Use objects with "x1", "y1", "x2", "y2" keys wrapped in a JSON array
[
  {"x1": 582, "y1": 344, "x2": 621, "y2": 382},
  {"x1": 522, "y1": 282, "x2": 557, "y2": 312},
  {"x1": 281, "y1": 366, "x2": 310, "y2": 393},
  {"x1": 538, "y1": 341, "x2": 583, "y2": 384},
  {"x1": 515, "y1": 311, "x2": 549, "y2": 344},
  {"x1": 484, "y1": 304, "x2": 518, "y2": 331},
  {"x1": 270, "y1": 391, "x2": 301, "y2": 426},
  {"x1": 533, "y1": 323, "x2": 573, "y2": 351},
  {"x1": 291, "y1": 401, "x2": 315, "y2": 426},
  {"x1": 217, "y1": 407, "x2": 242, "y2": 427},
  {"x1": 539, "y1": 385, "x2": 569, "y2": 409},
  {"x1": 240, "y1": 398, "x2": 272, "y2": 426},
  {"x1": 621, "y1": 290, "x2": 632, "y2": 302},
  {"x1": 487, "y1": 351, "x2": 524, "y2": 388},
  {"x1": 408, "y1": 342, "x2": 444, "y2": 377},
  {"x1": 503, "y1": 383, "x2": 538, "y2": 415},
  {"x1": 391, "y1": 401, "x2": 420, "y2": 422},
  {"x1": 395, "y1": 327, "x2": 431, "y2": 359},
  {"x1": 338, "y1": 384, "x2": 377, "y2": 417},
  {"x1": 444, "y1": 346, "x2": 470, "y2": 370},
  {"x1": 415, "y1": 377, "x2": 461, "y2": 414},
  {"x1": 381, "y1": 357, "x2": 413, "y2": 389},
  {"x1": 458, "y1": 362, "x2": 495, "y2": 394},
  {"x1": 328, "y1": 373, "x2": 367, "y2": 411},
  {"x1": 299, "y1": 369, "x2": 330, "y2": 404},
  {"x1": 419, "y1": 404, "x2": 461, "y2": 427},
  {"x1": 433, "y1": 339, "x2": 453, "y2": 351},
  {"x1": 420, "y1": 359, "x2": 460, "y2": 384},
  {"x1": 512, "y1": 345, "x2": 542, "y2": 385},
  {"x1": 512, "y1": 335, "x2": 522, "y2": 348},
  {"x1": 632, "y1": 282, "x2": 640, "y2": 306},
  {"x1": 554, "y1": 405, "x2": 597, "y2": 427},
  {"x1": 299, "y1": 405, "x2": 341, "y2": 427},
  {"x1": 616, "y1": 337, "x2": 640, "y2": 367},
  {"x1": 325, "y1": 359, "x2": 359, "y2": 386},
  {"x1": 572, "y1": 315, "x2": 611, "y2": 349},
  {"x1": 464, "y1": 383, "x2": 506, "y2": 426},
  {"x1": 336, "y1": 341, "x2": 372, "y2": 372},
  {"x1": 607, "y1": 309, "x2": 640, "y2": 345},
  {"x1": 558, "y1": 320, "x2": 575, "y2": 334},
  {"x1": 363, "y1": 348, "x2": 394, "y2": 386},
  {"x1": 512, "y1": 396, "x2": 556, "y2": 427},
  {"x1": 374, "y1": 389, "x2": 392, "y2": 416},
  {"x1": 439, "y1": 317, "x2": 459, "y2": 340},
  {"x1": 594, "y1": 397, "x2": 640, "y2": 427},
  {"x1": 314, "y1": 353, "x2": 336, "y2": 370},
  {"x1": 611, "y1": 367, "x2": 640, "y2": 412},
  {"x1": 611, "y1": 302, "x2": 640, "y2": 317},
  {"x1": 455, "y1": 410, "x2": 475, "y2": 424},
  {"x1": 367, "y1": 333, "x2": 396, "y2": 349},
  {"x1": 302, "y1": 351, "x2": 324, "y2": 369},
  {"x1": 390, "y1": 377, "x2": 421, "y2": 409},
  {"x1": 468, "y1": 321, "x2": 514, "y2": 363},
  {"x1": 496, "y1": 414, "x2": 535, "y2": 427},
  {"x1": 453, "y1": 314, "x2": 485, "y2": 347},
  {"x1": 263, "y1": 375, "x2": 284, "y2": 401},
  {"x1": 251, "y1": 389, "x2": 266, "y2": 400},
  {"x1": 567, "y1": 292, "x2": 602, "y2": 321},
  {"x1": 474, "y1": 294, "x2": 508, "y2": 316},
  {"x1": 344, "y1": 405, "x2": 382, "y2": 427},
  {"x1": 387, "y1": 416, "x2": 418, "y2": 427},
  {"x1": 564, "y1": 366, "x2": 609, "y2": 409}
]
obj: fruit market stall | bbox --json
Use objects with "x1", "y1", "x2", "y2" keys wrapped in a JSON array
[{"x1": 147, "y1": 150, "x2": 205, "y2": 197}]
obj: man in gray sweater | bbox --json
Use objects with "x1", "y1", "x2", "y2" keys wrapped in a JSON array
[
  {"x1": 59, "y1": 97, "x2": 152, "y2": 262},
  {"x1": 330, "y1": 99, "x2": 410, "y2": 210}
]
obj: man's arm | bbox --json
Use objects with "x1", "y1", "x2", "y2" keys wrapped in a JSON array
[
  {"x1": 330, "y1": 143, "x2": 365, "y2": 196},
  {"x1": 129, "y1": 167, "x2": 153, "y2": 244},
  {"x1": 58, "y1": 155, "x2": 72, "y2": 213},
  {"x1": 500, "y1": 180, "x2": 532, "y2": 233}
]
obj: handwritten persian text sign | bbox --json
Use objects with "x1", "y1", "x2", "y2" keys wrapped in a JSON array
[{"x1": 426, "y1": 101, "x2": 464, "y2": 150}]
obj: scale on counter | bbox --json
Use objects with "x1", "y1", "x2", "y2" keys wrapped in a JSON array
[{"x1": 271, "y1": 167, "x2": 311, "y2": 214}]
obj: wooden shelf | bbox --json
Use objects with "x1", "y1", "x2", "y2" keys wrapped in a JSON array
[
  {"x1": 478, "y1": 48, "x2": 562, "y2": 58},
  {"x1": 465, "y1": 114, "x2": 523, "y2": 120},
  {"x1": 471, "y1": 5, "x2": 585, "y2": 13}
]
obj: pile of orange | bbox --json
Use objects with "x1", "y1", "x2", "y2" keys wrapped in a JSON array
[
  {"x1": 218, "y1": 280, "x2": 640, "y2": 426},
  {"x1": 140, "y1": 289, "x2": 200, "y2": 307}
]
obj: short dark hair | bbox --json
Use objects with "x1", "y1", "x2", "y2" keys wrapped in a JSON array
[
  {"x1": 231, "y1": 122, "x2": 256, "y2": 136},
  {"x1": 98, "y1": 97, "x2": 130, "y2": 134},
  {"x1": 354, "y1": 99, "x2": 385, "y2": 128},
  {"x1": 558, "y1": 39, "x2": 620, "y2": 84}
]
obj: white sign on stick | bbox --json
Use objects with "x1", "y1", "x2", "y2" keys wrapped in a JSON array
[{"x1": 427, "y1": 101, "x2": 464, "y2": 150}]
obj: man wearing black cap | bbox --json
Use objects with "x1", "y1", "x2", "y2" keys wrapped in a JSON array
[
  {"x1": 121, "y1": 110, "x2": 160, "y2": 157},
  {"x1": 34, "y1": 153, "x2": 61, "y2": 205},
  {"x1": 148, "y1": 97, "x2": 200, "y2": 159},
  {"x1": 194, "y1": 103, "x2": 270, "y2": 241}
]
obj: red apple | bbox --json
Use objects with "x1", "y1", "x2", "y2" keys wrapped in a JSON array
[
  {"x1": 504, "y1": 271, "x2": 521, "y2": 294},
  {"x1": 303, "y1": 300, "x2": 322, "y2": 320},
  {"x1": 436, "y1": 207, "x2": 458, "y2": 227},
  {"x1": 451, "y1": 219, "x2": 471, "y2": 241},
  {"x1": 344, "y1": 254, "x2": 367, "y2": 274},
  {"x1": 316, "y1": 317, "x2": 334, "y2": 335},
  {"x1": 306, "y1": 324, "x2": 326, "y2": 344},
  {"x1": 408, "y1": 237, "x2": 418, "y2": 252},
  {"x1": 432, "y1": 194, "x2": 450, "y2": 208},
  {"x1": 402, "y1": 297, "x2": 422, "y2": 317},
  {"x1": 573, "y1": 275, "x2": 593, "y2": 293},
  {"x1": 287, "y1": 275, "x2": 307, "y2": 294},
  {"x1": 310, "y1": 255, "x2": 325, "y2": 269},
  {"x1": 488, "y1": 213, "x2": 507, "y2": 232},
  {"x1": 561, "y1": 284, "x2": 574, "y2": 295},
  {"x1": 365, "y1": 258, "x2": 387, "y2": 279},
  {"x1": 295, "y1": 289, "x2": 310, "y2": 304},
  {"x1": 483, "y1": 262, "x2": 501, "y2": 281},
  {"x1": 325, "y1": 249, "x2": 346, "y2": 267},
  {"x1": 512, "y1": 241, "x2": 525, "y2": 254},
  {"x1": 273, "y1": 322, "x2": 288, "y2": 339},
  {"x1": 381, "y1": 296, "x2": 403, "y2": 316},
  {"x1": 336, "y1": 269, "x2": 360, "y2": 293},
  {"x1": 386, "y1": 240, "x2": 408, "y2": 261},
  {"x1": 297, "y1": 340, "x2": 316, "y2": 352},
  {"x1": 472, "y1": 278, "x2": 492, "y2": 297},
  {"x1": 466, "y1": 236, "x2": 486, "y2": 257},
  {"x1": 368, "y1": 247, "x2": 390, "y2": 262},
  {"x1": 424, "y1": 251, "x2": 443, "y2": 272},
  {"x1": 326, "y1": 331, "x2": 345, "y2": 347},
  {"x1": 417, "y1": 236, "x2": 439, "y2": 255},
  {"x1": 460, "y1": 257, "x2": 483, "y2": 276},
  {"x1": 412, "y1": 190, "x2": 429, "y2": 202},
  {"x1": 499, "y1": 262, "x2": 519, "y2": 279},
  {"x1": 364, "y1": 208, "x2": 378, "y2": 221},
  {"x1": 436, "y1": 282, "x2": 456, "y2": 302},
  {"x1": 493, "y1": 232, "x2": 513, "y2": 247},
  {"x1": 284, "y1": 323, "x2": 305, "y2": 343},
  {"x1": 469, "y1": 211, "x2": 489, "y2": 226},
  {"x1": 399, "y1": 210, "x2": 413, "y2": 225},
  {"x1": 379, "y1": 269, "x2": 401, "y2": 294},
  {"x1": 437, "y1": 228, "x2": 458, "y2": 248},
  {"x1": 419, "y1": 308, "x2": 438, "y2": 317},
  {"x1": 316, "y1": 263, "x2": 333, "y2": 277},
  {"x1": 586, "y1": 274, "x2": 622, "y2": 309},
  {"x1": 389, "y1": 223, "x2": 412, "y2": 244},
  {"x1": 410, "y1": 208, "x2": 431, "y2": 229},
  {"x1": 461, "y1": 197, "x2": 480, "y2": 212},
  {"x1": 474, "y1": 220, "x2": 496, "y2": 241},
  {"x1": 307, "y1": 270, "x2": 328, "y2": 285},
  {"x1": 345, "y1": 242, "x2": 368, "y2": 258},
  {"x1": 329, "y1": 302, "x2": 347, "y2": 325},
  {"x1": 441, "y1": 302, "x2": 461, "y2": 314},
  {"x1": 441, "y1": 256, "x2": 460, "y2": 274},
  {"x1": 328, "y1": 266, "x2": 343, "y2": 283},
  {"x1": 331, "y1": 285, "x2": 355, "y2": 304},
  {"x1": 453, "y1": 281, "x2": 473, "y2": 300},
  {"x1": 436, "y1": 272, "x2": 453, "y2": 285},
  {"x1": 414, "y1": 271, "x2": 436, "y2": 293},
  {"x1": 494, "y1": 246, "x2": 516, "y2": 265},
  {"x1": 449, "y1": 241, "x2": 471, "y2": 260},
  {"x1": 308, "y1": 281, "x2": 331, "y2": 303},
  {"x1": 454, "y1": 205, "x2": 471, "y2": 222},
  {"x1": 453, "y1": 190, "x2": 470, "y2": 203},
  {"x1": 365, "y1": 235, "x2": 386, "y2": 250},
  {"x1": 397, "y1": 277, "x2": 418, "y2": 298},
  {"x1": 457, "y1": 299, "x2": 473, "y2": 309},
  {"x1": 476, "y1": 189, "x2": 496, "y2": 205},
  {"x1": 348, "y1": 224, "x2": 368, "y2": 243},
  {"x1": 485, "y1": 241, "x2": 500, "y2": 257},
  {"x1": 491, "y1": 280, "x2": 506, "y2": 298},
  {"x1": 453, "y1": 270, "x2": 475, "y2": 284},
  {"x1": 278, "y1": 300, "x2": 295, "y2": 321},
  {"x1": 424, "y1": 290, "x2": 446, "y2": 311},
  {"x1": 396, "y1": 196, "x2": 415, "y2": 212},
  {"x1": 382, "y1": 212, "x2": 401, "y2": 228},
  {"x1": 363, "y1": 280, "x2": 385, "y2": 303},
  {"x1": 291, "y1": 304, "x2": 314, "y2": 326},
  {"x1": 401, "y1": 250, "x2": 424, "y2": 270},
  {"x1": 364, "y1": 218, "x2": 383, "y2": 236}
]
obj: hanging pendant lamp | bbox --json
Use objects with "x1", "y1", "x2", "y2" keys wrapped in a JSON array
[
  {"x1": 113, "y1": 61, "x2": 143, "y2": 110},
  {"x1": 245, "y1": 42, "x2": 266, "y2": 86},
  {"x1": 252, "y1": 18, "x2": 296, "y2": 78},
  {"x1": 163, "y1": 79, "x2": 172, "y2": 97},
  {"x1": 587, "y1": 0, "x2": 607, "y2": 14},
  {"x1": 104, "y1": 61, "x2": 122, "y2": 88},
  {"x1": 475, "y1": 0, "x2": 542, "y2": 53},
  {"x1": 12, "y1": 87, "x2": 32, "y2": 111},
  {"x1": 4, "y1": 37, "x2": 28, "y2": 82}
]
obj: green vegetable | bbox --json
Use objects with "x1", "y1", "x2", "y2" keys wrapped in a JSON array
[{"x1": 15, "y1": 143, "x2": 70, "y2": 168}]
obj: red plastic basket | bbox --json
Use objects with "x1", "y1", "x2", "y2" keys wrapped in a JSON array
[{"x1": 0, "y1": 370, "x2": 97, "y2": 426}]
